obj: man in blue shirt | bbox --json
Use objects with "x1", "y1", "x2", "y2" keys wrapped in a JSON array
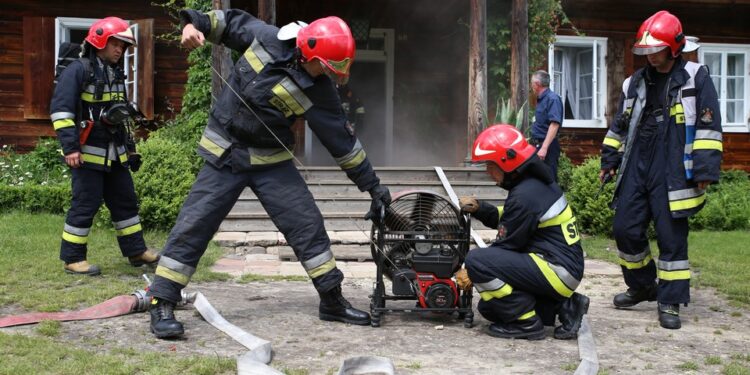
[{"x1": 530, "y1": 70, "x2": 564, "y2": 181}]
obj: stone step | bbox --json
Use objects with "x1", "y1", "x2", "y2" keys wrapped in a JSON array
[
  {"x1": 277, "y1": 245, "x2": 373, "y2": 262},
  {"x1": 238, "y1": 181, "x2": 504, "y2": 199},
  {"x1": 230, "y1": 197, "x2": 504, "y2": 214},
  {"x1": 297, "y1": 166, "x2": 492, "y2": 183}
]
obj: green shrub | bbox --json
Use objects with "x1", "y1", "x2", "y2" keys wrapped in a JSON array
[
  {"x1": 690, "y1": 170, "x2": 750, "y2": 231},
  {"x1": 567, "y1": 157, "x2": 615, "y2": 236},
  {"x1": 0, "y1": 184, "x2": 70, "y2": 213},
  {"x1": 0, "y1": 139, "x2": 69, "y2": 187},
  {"x1": 557, "y1": 151, "x2": 574, "y2": 192}
]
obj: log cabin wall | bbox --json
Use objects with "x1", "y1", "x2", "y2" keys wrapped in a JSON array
[
  {"x1": 557, "y1": 0, "x2": 750, "y2": 171},
  {"x1": 0, "y1": 0, "x2": 188, "y2": 152}
]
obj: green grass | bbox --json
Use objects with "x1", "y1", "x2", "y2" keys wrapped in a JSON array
[
  {"x1": 0, "y1": 332, "x2": 235, "y2": 375},
  {"x1": 582, "y1": 231, "x2": 750, "y2": 306},
  {"x1": 0, "y1": 211, "x2": 229, "y2": 311}
]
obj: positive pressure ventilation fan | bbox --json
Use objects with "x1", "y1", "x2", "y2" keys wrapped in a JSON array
[{"x1": 369, "y1": 190, "x2": 474, "y2": 328}]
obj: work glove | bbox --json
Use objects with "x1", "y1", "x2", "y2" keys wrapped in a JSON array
[
  {"x1": 455, "y1": 268, "x2": 473, "y2": 292},
  {"x1": 364, "y1": 184, "x2": 391, "y2": 223},
  {"x1": 459, "y1": 196, "x2": 479, "y2": 214},
  {"x1": 128, "y1": 153, "x2": 142, "y2": 173}
]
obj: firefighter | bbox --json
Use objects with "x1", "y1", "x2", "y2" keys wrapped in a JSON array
[
  {"x1": 682, "y1": 36, "x2": 700, "y2": 63},
  {"x1": 337, "y1": 83, "x2": 365, "y2": 131},
  {"x1": 456, "y1": 124, "x2": 589, "y2": 340},
  {"x1": 147, "y1": 9, "x2": 391, "y2": 338},
  {"x1": 600, "y1": 11, "x2": 722, "y2": 329},
  {"x1": 50, "y1": 17, "x2": 159, "y2": 276}
]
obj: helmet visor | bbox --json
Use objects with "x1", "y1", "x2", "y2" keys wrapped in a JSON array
[
  {"x1": 319, "y1": 60, "x2": 349, "y2": 85},
  {"x1": 632, "y1": 45, "x2": 667, "y2": 56}
]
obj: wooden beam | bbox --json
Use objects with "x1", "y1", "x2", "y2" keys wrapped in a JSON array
[
  {"x1": 258, "y1": 0, "x2": 276, "y2": 25},
  {"x1": 211, "y1": 0, "x2": 232, "y2": 104},
  {"x1": 467, "y1": 0, "x2": 487, "y2": 160},
  {"x1": 511, "y1": 0, "x2": 529, "y2": 132}
]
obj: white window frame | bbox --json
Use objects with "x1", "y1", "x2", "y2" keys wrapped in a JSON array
[
  {"x1": 54, "y1": 17, "x2": 139, "y2": 103},
  {"x1": 699, "y1": 43, "x2": 750, "y2": 133},
  {"x1": 548, "y1": 35, "x2": 608, "y2": 128}
]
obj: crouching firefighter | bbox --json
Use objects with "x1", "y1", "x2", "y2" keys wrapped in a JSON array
[
  {"x1": 601, "y1": 10, "x2": 722, "y2": 329},
  {"x1": 50, "y1": 16, "x2": 158, "y2": 276},
  {"x1": 146, "y1": 8, "x2": 391, "y2": 338},
  {"x1": 455, "y1": 124, "x2": 589, "y2": 340}
]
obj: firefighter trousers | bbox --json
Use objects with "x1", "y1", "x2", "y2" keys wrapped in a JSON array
[
  {"x1": 149, "y1": 160, "x2": 344, "y2": 303},
  {"x1": 613, "y1": 116, "x2": 690, "y2": 304},
  {"x1": 465, "y1": 247, "x2": 573, "y2": 325},
  {"x1": 60, "y1": 161, "x2": 146, "y2": 263}
]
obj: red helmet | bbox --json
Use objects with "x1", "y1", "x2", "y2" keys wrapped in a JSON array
[
  {"x1": 633, "y1": 10, "x2": 684, "y2": 57},
  {"x1": 471, "y1": 124, "x2": 536, "y2": 173},
  {"x1": 85, "y1": 17, "x2": 137, "y2": 50},
  {"x1": 296, "y1": 16, "x2": 355, "y2": 77}
]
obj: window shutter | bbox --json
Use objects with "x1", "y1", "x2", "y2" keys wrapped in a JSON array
[
  {"x1": 23, "y1": 17, "x2": 55, "y2": 120},
  {"x1": 134, "y1": 18, "x2": 154, "y2": 120}
]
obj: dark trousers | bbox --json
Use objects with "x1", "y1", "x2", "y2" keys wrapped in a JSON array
[
  {"x1": 613, "y1": 119, "x2": 690, "y2": 304},
  {"x1": 61, "y1": 162, "x2": 145, "y2": 263},
  {"x1": 533, "y1": 138, "x2": 560, "y2": 182},
  {"x1": 149, "y1": 160, "x2": 344, "y2": 303},
  {"x1": 464, "y1": 247, "x2": 567, "y2": 325}
]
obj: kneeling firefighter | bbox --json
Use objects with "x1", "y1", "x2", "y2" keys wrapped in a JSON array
[
  {"x1": 147, "y1": 8, "x2": 391, "y2": 338},
  {"x1": 50, "y1": 16, "x2": 159, "y2": 276},
  {"x1": 456, "y1": 124, "x2": 589, "y2": 340}
]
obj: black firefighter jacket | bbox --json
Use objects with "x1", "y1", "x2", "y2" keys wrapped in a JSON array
[{"x1": 179, "y1": 8, "x2": 379, "y2": 192}]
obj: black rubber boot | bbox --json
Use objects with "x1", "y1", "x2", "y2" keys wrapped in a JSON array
[
  {"x1": 613, "y1": 283, "x2": 657, "y2": 308},
  {"x1": 554, "y1": 292, "x2": 590, "y2": 340},
  {"x1": 658, "y1": 303, "x2": 681, "y2": 329},
  {"x1": 487, "y1": 317, "x2": 546, "y2": 340},
  {"x1": 149, "y1": 297, "x2": 184, "y2": 339},
  {"x1": 319, "y1": 285, "x2": 371, "y2": 326}
]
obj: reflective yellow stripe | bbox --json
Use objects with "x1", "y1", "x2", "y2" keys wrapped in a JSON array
[
  {"x1": 81, "y1": 153, "x2": 106, "y2": 165},
  {"x1": 669, "y1": 194, "x2": 706, "y2": 212},
  {"x1": 62, "y1": 231, "x2": 88, "y2": 244},
  {"x1": 529, "y1": 253, "x2": 574, "y2": 298},
  {"x1": 497, "y1": 205, "x2": 504, "y2": 217},
  {"x1": 669, "y1": 103, "x2": 684, "y2": 117},
  {"x1": 538, "y1": 205, "x2": 573, "y2": 228},
  {"x1": 155, "y1": 266, "x2": 190, "y2": 285},
  {"x1": 250, "y1": 150, "x2": 293, "y2": 165},
  {"x1": 243, "y1": 47, "x2": 266, "y2": 73},
  {"x1": 53, "y1": 119, "x2": 75, "y2": 130},
  {"x1": 81, "y1": 92, "x2": 125, "y2": 102},
  {"x1": 116, "y1": 223, "x2": 142, "y2": 237},
  {"x1": 339, "y1": 149, "x2": 366, "y2": 169},
  {"x1": 307, "y1": 258, "x2": 336, "y2": 279},
  {"x1": 693, "y1": 139, "x2": 723, "y2": 152},
  {"x1": 518, "y1": 310, "x2": 536, "y2": 320},
  {"x1": 603, "y1": 137, "x2": 622, "y2": 149},
  {"x1": 199, "y1": 135, "x2": 226, "y2": 157},
  {"x1": 271, "y1": 84, "x2": 305, "y2": 116},
  {"x1": 675, "y1": 114, "x2": 685, "y2": 124},
  {"x1": 618, "y1": 254, "x2": 653, "y2": 270},
  {"x1": 657, "y1": 269, "x2": 691, "y2": 281},
  {"x1": 118, "y1": 152, "x2": 128, "y2": 164},
  {"x1": 479, "y1": 283, "x2": 513, "y2": 301}
]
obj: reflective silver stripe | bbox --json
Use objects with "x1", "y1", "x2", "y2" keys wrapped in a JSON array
[
  {"x1": 334, "y1": 139, "x2": 365, "y2": 167},
  {"x1": 605, "y1": 130, "x2": 622, "y2": 141},
  {"x1": 547, "y1": 261, "x2": 581, "y2": 291},
  {"x1": 657, "y1": 259, "x2": 690, "y2": 271},
  {"x1": 539, "y1": 195, "x2": 567, "y2": 223},
  {"x1": 685, "y1": 143, "x2": 693, "y2": 153},
  {"x1": 617, "y1": 245, "x2": 651, "y2": 263},
  {"x1": 204, "y1": 127, "x2": 232, "y2": 149},
  {"x1": 81, "y1": 144, "x2": 107, "y2": 156},
  {"x1": 207, "y1": 10, "x2": 227, "y2": 43},
  {"x1": 158, "y1": 255, "x2": 197, "y2": 277},
  {"x1": 113, "y1": 215, "x2": 140, "y2": 230},
  {"x1": 279, "y1": 77, "x2": 313, "y2": 112},
  {"x1": 474, "y1": 278, "x2": 506, "y2": 293},
  {"x1": 251, "y1": 38, "x2": 275, "y2": 66},
  {"x1": 695, "y1": 129, "x2": 722, "y2": 141},
  {"x1": 302, "y1": 250, "x2": 334, "y2": 271},
  {"x1": 624, "y1": 98, "x2": 635, "y2": 109},
  {"x1": 668, "y1": 188, "x2": 703, "y2": 201},
  {"x1": 51, "y1": 112, "x2": 75, "y2": 121},
  {"x1": 683, "y1": 159, "x2": 693, "y2": 170},
  {"x1": 64, "y1": 224, "x2": 90, "y2": 236}
]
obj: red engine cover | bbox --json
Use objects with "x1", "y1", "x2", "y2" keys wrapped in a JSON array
[{"x1": 416, "y1": 272, "x2": 459, "y2": 309}]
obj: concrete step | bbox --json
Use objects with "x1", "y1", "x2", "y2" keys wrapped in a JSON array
[
  {"x1": 230, "y1": 197, "x2": 504, "y2": 214},
  {"x1": 298, "y1": 166, "x2": 492, "y2": 183},
  {"x1": 238, "y1": 181, "x2": 504, "y2": 199},
  {"x1": 278, "y1": 244, "x2": 373, "y2": 262}
]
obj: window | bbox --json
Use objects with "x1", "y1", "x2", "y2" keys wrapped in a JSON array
[
  {"x1": 700, "y1": 44, "x2": 750, "y2": 132},
  {"x1": 548, "y1": 36, "x2": 608, "y2": 128},
  {"x1": 55, "y1": 17, "x2": 139, "y2": 104}
]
